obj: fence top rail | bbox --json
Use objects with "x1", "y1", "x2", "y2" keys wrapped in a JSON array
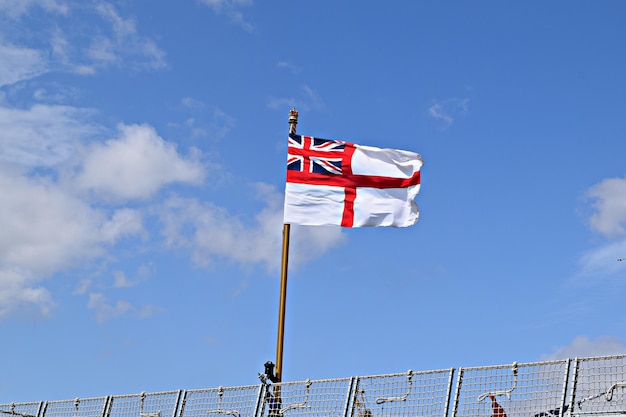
[
  {"x1": 458, "y1": 359, "x2": 571, "y2": 373},
  {"x1": 576, "y1": 354, "x2": 626, "y2": 363},
  {"x1": 0, "y1": 403, "x2": 42, "y2": 408},
  {"x1": 354, "y1": 367, "x2": 455, "y2": 380},
  {"x1": 43, "y1": 397, "x2": 108, "y2": 406},
  {"x1": 272, "y1": 376, "x2": 354, "y2": 387},
  {"x1": 183, "y1": 385, "x2": 260, "y2": 395},
  {"x1": 0, "y1": 402, "x2": 42, "y2": 417},
  {"x1": 105, "y1": 390, "x2": 182, "y2": 400}
]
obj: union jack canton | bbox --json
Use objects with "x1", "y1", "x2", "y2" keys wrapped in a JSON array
[{"x1": 287, "y1": 134, "x2": 346, "y2": 175}]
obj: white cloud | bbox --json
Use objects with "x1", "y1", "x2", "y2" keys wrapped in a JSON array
[
  {"x1": 0, "y1": 103, "x2": 98, "y2": 167},
  {"x1": 73, "y1": 278, "x2": 91, "y2": 295},
  {"x1": 268, "y1": 85, "x2": 324, "y2": 112},
  {"x1": 0, "y1": 269, "x2": 54, "y2": 319},
  {"x1": 541, "y1": 335, "x2": 626, "y2": 360},
  {"x1": 0, "y1": 170, "x2": 145, "y2": 317},
  {"x1": 576, "y1": 239, "x2": 626, "y2": 280},
  {"x1": 587, "y1": 177, "x2": 626, "y2": 237},
  {"x1": 267, "y1": 97, "x2": 297, "y2": 112},
  {"x1": 175, "y1": 100, "x2": 236, "y2": 139},
  {"x1": 78, "y1": 2, "x2": 167, "y2": 71},
  {"x1": 0, "y1": 43, "x2": 48, "y2": 87},
  {"x1": 182, "y1": 97, "x2": 205, "y2": 109},
  {"x1": 88, "y1": 292, "x2": 133, "y2": 323},
  {"x1": 112, "y1": 271, "x2": 134, "y2": 288},
  {"x1": 87, "y1": 292, "x2": 162, "y2": 322},
  {"x1": 0, "y1": 0, "x2": 68, "y2": 19},
  {"x1": 1, "y1": 1, "x2": 166, "y2": 74},
  {"x1": 158, "y1": 183, "x2": 345, "y2": 271},
  {"x1": 112, "y1": 262, "x2": 154, "y2": 289},
  {"x1": 277, "y1": 61, "x2": 302, "y2": 75},
  {"x1": 138, "y1": 304, "x2": 163, "y2": 319},
  {"x1": 0, "y1": 173, "x2": 117, "y2": 273},
  {"x1": 96, "y1": 3, "x2": 137, "y2": 39},
  {"x1": 86, "y1": 33, "x2": 166, "y2": 72},
  {"x1": 207, "y1": 107, "x2": 236, "y2": 140},
  {"x1": 86, "y1": 37, "x2": 118, "y2": 66},
  {"x1": 33, "y1": 85, "x2": 79, "y2": 103},
  {"x1": 573, "y1": 177, "x2": 626, "y2": 283},
  {"x1": 101, "y1": 208, "x2": 145, "y2": 242},
  {"x1": 428, "y1": 98, "x2": 469, "y2": 127},
  {"x1": 197, "y1": 0, "x2": 254, "y2": 32},
  {"x1": 73, "y1": 123, "x2": 205, "y2": 201}
]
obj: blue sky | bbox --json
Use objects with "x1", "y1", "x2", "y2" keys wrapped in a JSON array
[{"x1": 1, "y1": 0, "x2": 626, "y2": 404}]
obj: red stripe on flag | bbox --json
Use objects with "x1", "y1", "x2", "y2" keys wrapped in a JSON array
[
  {"x1": 341, "y1": 187, "x2": 356, "y2": 227},
  {"x1": 285, "y1": 170, "x2": 420, "y2": 189}
]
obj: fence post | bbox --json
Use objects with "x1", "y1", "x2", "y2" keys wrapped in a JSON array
[
  {"x1": 342, "y1": 377, "x2": 356, "y2": 417},
  {"x1": 558, "y1": 359, "x2": 572, "y2": 417},
  {"x1": 253, "y1": 383, "x2": 266, "y2": 417},
  {"x1": 568, "y1": 358, "x2": 581, "y2": 415},
  {"x1": 443, "y1": 368, "x2": 456, "y2": 417}
]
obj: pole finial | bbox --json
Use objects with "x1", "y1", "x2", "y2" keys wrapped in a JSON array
[
  {"x1": 288, "y1": 108, "x2": 298, "y2": 124},
  {"x1": 288, "y1": 108, "x2": 298, "y2": 135}
]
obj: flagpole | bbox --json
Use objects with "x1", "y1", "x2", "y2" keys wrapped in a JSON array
[{"x1": 275, "y1": 107, "x2": 298, "y2": 383}]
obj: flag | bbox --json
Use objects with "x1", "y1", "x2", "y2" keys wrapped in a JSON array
[
  {"x1": 489, "y1": 396, "x2": 508, "y2": 417},
  {"x1": 284, "y1": 133, "x2": 423, "y2": 228}
]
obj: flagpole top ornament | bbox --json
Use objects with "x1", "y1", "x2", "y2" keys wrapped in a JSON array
[{"x1": 288, "y1": 108, "x2": 298, "y2": 124}]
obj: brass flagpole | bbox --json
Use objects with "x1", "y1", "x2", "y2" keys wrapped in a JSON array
[{"x1": 275, "y1": 107, "x2": 298, "y2": 383}]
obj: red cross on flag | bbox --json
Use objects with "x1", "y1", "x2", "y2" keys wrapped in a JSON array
[{"x1": 284, "y1": 134, "x2": 423, "y2": 228}]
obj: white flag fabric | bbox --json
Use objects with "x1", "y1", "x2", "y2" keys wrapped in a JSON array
[{"x1": 284, "y1": 134, "x2": 423, "y2": 228}]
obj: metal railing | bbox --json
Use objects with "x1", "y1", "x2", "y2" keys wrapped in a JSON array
[{"x1": 2, "y1": 355, "x2": 626, "y2": 417}]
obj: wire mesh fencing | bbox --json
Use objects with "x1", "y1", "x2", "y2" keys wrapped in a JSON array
[
  {"x1": 452, "y1": 360, "x2": 570, "y2": 417},
  {"x1": 104, "y1": 391, "x2": 182, "y2": 417},
  {"x1": 0, "y1": 401, "x2": 43, "y2": 417},
  {"x1": 260, "y1": 377, "x2": 353, "y2": 417},
  {"x1": 41, "y1": 397, "x2": 108, "y2": 417},
  {"x1": 568, "y1": 355, "x2": 626, "y2": 417},
  {"x1": 3, "y1": 355, "x2": 626, "y2": 417},
  {"x1": 350, "y1": 369, "x2": 454, "y2": 417},
  {"x1": 178, "y1": 385, "x2": 262, "y2": 417}
]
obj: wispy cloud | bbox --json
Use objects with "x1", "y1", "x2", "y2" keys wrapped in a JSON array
[
  {"x1": 112, "y1": 263, "x2": 153, "y2": 288},
  {"x1": 173, "y1": 101, "x2": 236, "y2": 140},
  {"x1": 0, "y1": 269, "x2": 55, "y2": 319},
  {"x1": 0, "y1": 43, "x2": 48, "y2": 87},
  {"x1": 0, "y1": 172, "x2": 143, "y2": 319},
  {"x1": 428, "y1": 98, "x2": 469, "y2": 128},
  {"x1": 0, "y1": 104, "x2": 98, "y2": 167},
  {"x1": 576, "y1": 239, "x2": 626, "y2": 279},
  {"x1": 88, "y1": 2, "x2": 167, "y2": 71},
  {"x1": 88, "y1": 292, "x2": 133, "y2": 323},
  {"x1": 197, "y1": 0, "x2": 254, "y2": 32},
  {"x1": 587, "y1": 176, "x2": 626, "y2": 237},
  {"x1": 0, "y1": 173, "x2": 139, "y2": 270},
  {"x1": 277, "y1": 61, "x2": 302, "y2": 75},
  {"x1": 158, "y1": 183, "x2": 345, "y2": 272},
  {"x1": 573, "y1": 176, "x2": 626, "y2": 283},
  {"x1": 0, "y1": 2, "x2": 167, "y2": 81},
  {"x1": 0, "y1": 0, "x2": 68, "y2": 19},
  {"x1": 541, "y1": 335, "x2": 626, "y2": 360},
  {"x1": 182, "y1": 97, "x2": 206, "y2": 109},
  {"x1": 112, "y1": 271, "x2": 136, "y2": 288},
  {"x1": 268, "y1": 85, "x2": 325, "y2": 112}
]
